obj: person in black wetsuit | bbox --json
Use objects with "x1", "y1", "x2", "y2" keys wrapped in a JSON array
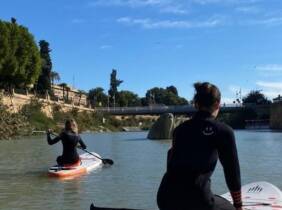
[
  {"x1": 47, "y1": 119, "x2": 87, "y2": 166},
  {"x1": 157, "y1": 82, "x2": 242, "y2": 210}
]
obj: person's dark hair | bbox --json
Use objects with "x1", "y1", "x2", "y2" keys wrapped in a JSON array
[{"x1": 193, "y1": 82, "x2": 221, "y2": 109}]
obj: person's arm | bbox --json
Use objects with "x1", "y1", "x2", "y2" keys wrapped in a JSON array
[
  {"x1": 217, "y1": 126, "x2": 242, "y2": 209},
  {"x1": 78, "y1": 135, "x2": 87, "y2": 149},
  {"x1": 166, "y1": 127, "x2": 178, "y2": 170},
  {"x1": 47, "y1": 130, "x2": 61, "y2": 145}
]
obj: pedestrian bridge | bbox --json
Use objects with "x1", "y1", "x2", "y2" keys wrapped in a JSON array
[{"x1": 95, "y1": 104, "x2": 247, "y2": 115}]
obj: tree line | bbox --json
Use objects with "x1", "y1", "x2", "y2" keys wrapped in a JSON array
[
  {"x1": 0, "y1": 18, "x2": 189, "y2": 107},
  {"x1": 0, "y1": 18, "x2": 274, "y2": 108},
  {"x1": 88, "y1": 69, "x2": 188, "y2": 108}
]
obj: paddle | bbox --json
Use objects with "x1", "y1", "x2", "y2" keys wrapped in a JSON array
[
  {"x1": 89, "y1": 202, "x2": 282, "y2": 210},
  {"x1": 90, "y1": 203, "x2": 143, "y2": 210},
  {"x1": 49, "y1": 132, "x2": 114, "y2": 166},
  {"x1": 78, "y1": 147, "x2": 114, "y2": 165}
]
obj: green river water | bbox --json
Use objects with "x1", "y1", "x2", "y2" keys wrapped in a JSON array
[{"x1": 0, "y1": 131, "x2": 281, "y2": 210}]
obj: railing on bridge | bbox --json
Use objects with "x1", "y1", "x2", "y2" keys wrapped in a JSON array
[
  {"x1": 245, "y1": 119, "x2": 270, "y2": 129},
  {"x1": 95, "y1": 104, "x2": 245, "y2": 115}
]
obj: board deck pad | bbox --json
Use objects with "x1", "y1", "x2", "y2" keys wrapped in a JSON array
[{"x1": 222, "y1": 182, "x2": 282, "y2": 209}]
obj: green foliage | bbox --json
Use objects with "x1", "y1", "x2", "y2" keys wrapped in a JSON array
[
  {"x1": 0, "y1": 94, "x2": 153, "y2": 139},
  {"x1": 88, "y1": 87, "x2": 108, "y2": 107},
  {"x1": 166, "y1": 85, "x2": 178, "y2": 96},
  {"x1": 108, "y1": 69, "x2": 123, "y2": 106},
  {"x1": 37, "y1": 40, "x2": 52, "y2": 94},
  {"x1": 117, "y1": 90, "x2": 141, "y2": 107},
  {"x1": 243, "y1": 90, "x2": 271, "y2": 105},
  {"x1": 53, "y1": 105, "x2": 75, "y2": 122},
  {"x1": 145, "y1": 86, "x2": 188, "y2": 106},
  {"x1": 0, "y1": 95, "x2": 30, "y2": 139},
  {"x1": 52, "y1": 106, "x2": 106, "y2": 132},
  {"x1": 21, "y1": 98, "x2": 55, "y2": 131},
  {"x1": 0, "y1": 18, "x2": 41, "y2": 90}
]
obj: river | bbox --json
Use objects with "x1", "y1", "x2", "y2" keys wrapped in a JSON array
[{"x1": 0, "y1": 130, "x2": 281, "y2": 210}]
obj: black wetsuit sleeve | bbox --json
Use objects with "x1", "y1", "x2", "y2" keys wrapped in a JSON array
[
  {"x1": 78, "y1": 136, "x2": 87, "y2": 149},
  {"x1": 217, "y1": 127, "x2": 241, "y2": 192},
  {"x1": 166, "y1": 127, "x2": 178, "y2": 170},
  {"x1": 47, "y1": 133, "x2": 61, "y2": 145}
]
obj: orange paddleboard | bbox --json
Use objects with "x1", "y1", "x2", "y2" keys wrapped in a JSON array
[{"x1": 48, "y1": 152, "x2": 102, "y2": 178}]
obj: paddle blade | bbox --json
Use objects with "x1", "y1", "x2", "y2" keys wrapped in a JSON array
[
  {"x1": 90, "y1": 203, "x2": 95, "y2": 210},
  {"x1": 102, "y1": 159, "x2": 114, "y2": 165}
]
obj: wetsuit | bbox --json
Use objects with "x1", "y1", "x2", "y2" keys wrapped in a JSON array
[
  {"x1": 157, "y1": 111, "x2": 241, "y2": 210},
  {"x1": 47, "y1": 131, "x2": 87, "y2": 165}
]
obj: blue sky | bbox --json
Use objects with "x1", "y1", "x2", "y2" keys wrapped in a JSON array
[{"x1": 1, "y1": 0, "x2": 282, "y2": 103}]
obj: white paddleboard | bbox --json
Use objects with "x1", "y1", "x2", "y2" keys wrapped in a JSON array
[
  {"x1": 48, "y1": 152, "x2": 102, "y2": 178},
  {"x1": 221, "y1": 181, "x2": 282, "y2": 210}
]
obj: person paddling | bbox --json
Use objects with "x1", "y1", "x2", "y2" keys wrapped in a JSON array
[
  {"x1": 47, "y1": 119, "x2": 87, "y2": 166},
  {"x1": 157, "y1": 82, "x2": 242, "y2": 210}
]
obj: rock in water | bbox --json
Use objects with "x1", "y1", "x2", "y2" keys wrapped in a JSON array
[{"x1": 147, "y1": 113, "x2": 174, "y2": 140}]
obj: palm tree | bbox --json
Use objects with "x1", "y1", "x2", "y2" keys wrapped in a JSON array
[
  {"x1": 50, "y1": 71, "x2": 61, "y2": 85},
  {"x1": 58, "y1": 83, "x2": 67, "y2": 102}
]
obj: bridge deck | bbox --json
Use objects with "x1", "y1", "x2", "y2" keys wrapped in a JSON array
[{"x1": 95, "y1": 105, "x2": 246, "y2": 115}]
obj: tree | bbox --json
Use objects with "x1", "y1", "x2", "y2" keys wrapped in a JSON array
[
  {"x1": 58, "y1": 83, "x2": 68, "y2": 101},
  {"x1": 0, "y1": 18, "x2": 41, "y2": 92},
  {"x1": 36, "y1": 40, "x2": 52, "y2": 94},
  {"x1": 242, "y1": 90, "x2": 271, "y2": 105},
  {"x1": 117, "y1": 90, "x2": 141, "y2": 107},
  {"x1": 11, "y1": 17, "x2": 16, "y2": 24},
  {"x1": 145, "y1": 87, "x2": 188, "y2": 106},
  {"x1": 88, "y1": 87, "x2": 108, "y2": 107},
  {"x1": 166, "y1": 85, "x2": 178, "y2": 96},
  {"x1": 50, "y1": 71, "x2": 60, "y2": 85},
  {"x1": 108, "y1": 69, "x2": 123, "y2": 107}
]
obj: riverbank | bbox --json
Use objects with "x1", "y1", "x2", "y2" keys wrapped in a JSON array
[
  {"x1": 0, "y1": 96, "x2": 154, "y2": 140},
  {"x1": 3, "y1": 93, "x2": 282, "y2": 140},
  {"x1": 0, "y1": 101, "x2": 30, "y2": 140}
]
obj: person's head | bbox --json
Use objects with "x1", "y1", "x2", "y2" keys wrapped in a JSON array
[
  {"x1": 193, "y1": 82, "x2": 221, "y2": 117},
  {"x1": 65, "y1": 119, "x2": 78, "y2": 134}
]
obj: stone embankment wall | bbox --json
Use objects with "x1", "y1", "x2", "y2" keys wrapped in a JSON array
[
  {"x1": 270, "y1": 102, "x2": 282, "y2": 129},
  {"x1": 2, "y1": 93, "x2": 94, "y2": 118}
]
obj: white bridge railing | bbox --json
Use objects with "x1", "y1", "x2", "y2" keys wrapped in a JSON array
[{"x1": 94, "y1": 104, "x2": 246, "y2": 115}]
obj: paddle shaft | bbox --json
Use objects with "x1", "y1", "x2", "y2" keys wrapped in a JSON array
[
  {"x1": 49, "y1": 132, "x2": 114, "y2": 165},
  {"x1": 90, "y1": 203, "x2": 143, "y2": 210},
  {"x1": 80, "y1": 148, "x2": 104, "y2": 162},
  {"x1": 79, "y1": 148, "x2": 114, "y2": 165},
  {"x1": 90, "y1": 203, "x2": 282, "y2": 210}
]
